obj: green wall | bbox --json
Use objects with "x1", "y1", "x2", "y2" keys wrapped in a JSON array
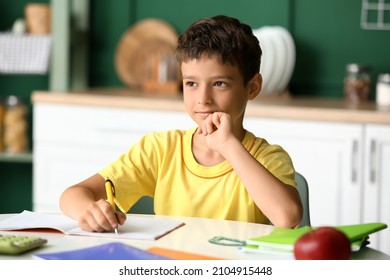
[
  {"x1": 2, "y1": 0, "x2": 389, "y2": 102},
  {"x1": 0, "y1": 162, "x2": 32, "y2": 213},
  {"x1": 89, "y1": 0, "x2": 293, "y2": 91},
  {"x1": 89, "y1": 0, "x2": 390, "y2": 98},
  {"x1": 0, "y1": 0, "x2": 389, "y2": 212},
  {"x1": 292, "y1": 1, "x2": 390, "y2": 97}
]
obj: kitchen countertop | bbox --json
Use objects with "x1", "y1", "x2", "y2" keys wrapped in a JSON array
[{"x1": 31, "y1": 88, "x2": 390, "y2": 125}]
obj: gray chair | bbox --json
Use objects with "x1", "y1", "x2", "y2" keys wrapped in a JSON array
[
  {"x1": 129, "y1": 196, "x2": 155, "y2": 214},
  {"x1": 295, "y1": 172, "x2": 311, "y2": 227},
  {"x1": 129, "y1": 172, "x2": 312, "y2": 228}
]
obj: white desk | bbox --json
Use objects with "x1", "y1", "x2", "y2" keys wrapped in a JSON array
[{"x1": 0, "y1": 214, "x2": 389, "y2": 260}]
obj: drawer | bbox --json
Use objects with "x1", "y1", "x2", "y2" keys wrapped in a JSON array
[
  {"x1": 33, "y1": 103, "x2": 194, "y2": 147},
  {"x1": 33, "y1": 142, "x2": 125, "y2": 212}
]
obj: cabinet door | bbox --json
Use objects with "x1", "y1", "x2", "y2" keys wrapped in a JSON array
[
  {"x1": 363, "y1": 125, "x2": 390, "y2": 255},
  {"x1": 33, "y1": 103, "x2": 193, "y2": 212},
  {"x1": 244, "y1": 117, "x2": 363, "y2": 226},
  {"x1": 33, "y1": 103, "x2": 194, "y2": 147},
  {"x1": 33, "y1": 143, "x2": 123, "y2": 212}
]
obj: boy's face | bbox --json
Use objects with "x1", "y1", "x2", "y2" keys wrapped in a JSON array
[{"x1": 181, "y1": 55, "x2": 259, "y2": 128}]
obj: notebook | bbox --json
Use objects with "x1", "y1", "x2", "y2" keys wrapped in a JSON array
[
  {"x1": 34, "y1": 242, "x2": 171, "y2": 260},
  {"x1": 243, "y1": 223, "x2": 387, "y2": 254},
  {"x1": 0, "y1": 210, "x2": 184, "y2": 240}
]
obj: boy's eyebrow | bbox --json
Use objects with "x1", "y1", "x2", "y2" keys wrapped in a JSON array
[
  {"x1": 182, "y1": 74, "x2": 234, "y2": 80},
  {"x1": 182, "y1": 75, "x2": 195, "y2": 80}
]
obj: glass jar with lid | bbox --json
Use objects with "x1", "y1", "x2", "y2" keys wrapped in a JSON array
[
  {"x1": 344, "y1": 63, "x2": 371, "y2": 105},
  {"x1": 3, "y1": 95, "x2": 29, "y2": 153}
]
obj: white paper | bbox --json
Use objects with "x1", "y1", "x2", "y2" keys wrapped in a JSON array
[{"x1": 0, "y1": 210, "x2": 184, "y2": 240}]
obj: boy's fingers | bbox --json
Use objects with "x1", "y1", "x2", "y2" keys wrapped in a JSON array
[
  {"x1": 211, "y1": 113, "x2": 222, "y2": 128},
  {"x1": 205, "y1": 114, "x2": 217, "y2": 133},
  {"x1": 116, "y1": 212, "x2": 127, "y2": 225}
]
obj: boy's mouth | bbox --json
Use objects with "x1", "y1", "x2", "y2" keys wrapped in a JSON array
[{"x1": 196, "y1": 112, "x2": 213, "y2": 118}]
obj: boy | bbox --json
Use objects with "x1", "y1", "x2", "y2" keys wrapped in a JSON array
[{"x1": 59, "y1": 15, "x2": 302, "y2": 232}]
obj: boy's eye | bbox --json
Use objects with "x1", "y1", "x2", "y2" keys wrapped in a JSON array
[
  {"x1": 215, "y1": 81, "x2": 227, "y2": 87},
  {"x1": 185, "y1": 81, "x2": 196, "y2": 87}
]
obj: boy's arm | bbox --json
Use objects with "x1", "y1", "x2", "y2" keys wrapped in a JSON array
[
  {"x1": 201, "y1": 112, "x2": 303, "y2": 228},
  {"x1": 59, "y1": 173, "x2": 126, "y2": 232},
  {"x1": 222, "y1": 139, "x2": 302, "y2": 228}
]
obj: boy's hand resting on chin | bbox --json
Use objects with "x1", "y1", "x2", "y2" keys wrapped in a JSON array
[{"x1": 197, "y1": 112, "x2": 236, "y2": 153}]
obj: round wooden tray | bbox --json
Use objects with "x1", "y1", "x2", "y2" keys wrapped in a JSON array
[{"x1": 115, "y1": 18, "x2": 178, "y2": 88}]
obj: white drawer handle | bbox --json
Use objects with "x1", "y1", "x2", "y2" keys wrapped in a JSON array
[
  {"x1": 351, "y1": 139, "x2": 358, "y2": 183},
  {"x1": 370, "y1": 139, "x2": 377, "y2": 184}
]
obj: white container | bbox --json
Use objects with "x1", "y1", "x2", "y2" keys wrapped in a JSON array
[{"x1": 376, "y1": 73, "x2": 390, "y2": 107}]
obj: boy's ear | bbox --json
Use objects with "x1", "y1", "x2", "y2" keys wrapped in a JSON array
[{"x1": 247, "y1": 73, "x2": 262, "y2": 100}]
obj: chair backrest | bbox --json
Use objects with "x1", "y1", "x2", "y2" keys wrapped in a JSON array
[
  {"x1": 129, "y1": 196, "x2": 155, "y2": 214},
  {"x1": 295, "y1": 172, "x2": 311, "y2": 227}
]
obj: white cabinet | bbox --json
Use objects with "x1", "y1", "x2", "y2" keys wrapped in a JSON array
[
  {"x1": 33, "y1": 103, "x2": 193, "y2": 212},
  {"x1": 363, "y1": 125, "x2": 390, "y2": 255},
  {"x1": 244, "y1": 118, "x2": 390, "y2": 255},
  {"x1": 244, "y1": 118, "x2": 364, "y2": 226}
]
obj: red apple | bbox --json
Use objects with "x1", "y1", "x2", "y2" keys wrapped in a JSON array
[{"x1": 294, "y1": 227, "x2": 351, "y2": 260}]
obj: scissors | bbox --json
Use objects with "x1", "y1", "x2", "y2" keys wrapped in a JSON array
[{"x1": 208, "y1": 236, "x2": 246, "y2": 246}]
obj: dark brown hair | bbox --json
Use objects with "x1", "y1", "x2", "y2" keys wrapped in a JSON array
[{"x1": 176, "y1": 15, "x2": 262, "y2": 85}]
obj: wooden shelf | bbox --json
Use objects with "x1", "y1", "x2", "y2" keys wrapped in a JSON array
[{"x1": 0, "y1": 152, "x2": 33, "y2": 163}]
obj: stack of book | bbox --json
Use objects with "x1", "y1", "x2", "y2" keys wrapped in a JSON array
[{"x1": 241, "y1": 223, "x2": 387, "y2": 256}]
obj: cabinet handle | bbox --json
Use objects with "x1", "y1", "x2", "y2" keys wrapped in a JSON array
[
  {"x1": 351, "y1": 139, "x2": 358, "y2": 183},
  {"x1": 370, "y1": 139, "x2": 377, "y2": 184}
]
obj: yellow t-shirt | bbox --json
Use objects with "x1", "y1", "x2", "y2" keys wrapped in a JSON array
[{"x1": 99, "y1": 127, "x2": 295, "y2": 224}]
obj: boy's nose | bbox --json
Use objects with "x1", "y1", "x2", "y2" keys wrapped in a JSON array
[
  {"x1": 197, "y1": 98, "x2": 211, "y2": 105},
  {"x1": 197, "y1": 87, "x2": 212, "y2": 104}
]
